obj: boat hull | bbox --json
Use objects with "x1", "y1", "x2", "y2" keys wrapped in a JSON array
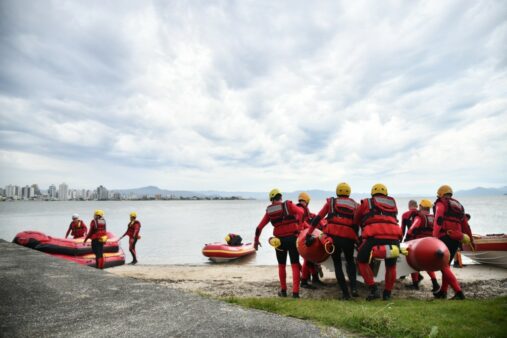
[
  {"x1": 202, "y1": 242, "x2": 255, "y2": 262},
  {"x1": 49, "y1": 248, "x2": 126, "y2": 268},
  {"x1": 462, "y1": 234, "x2": 507, "y2": 269}
]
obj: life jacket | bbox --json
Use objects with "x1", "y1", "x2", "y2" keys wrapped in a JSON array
[
  {"x1": 434, "y1": 197, "x2": 465, "y2": 238},
  {"x1": 324, "y1": 197, "x2": 358, "y2": 240},
  {"x1": 126, "y1": 220, "x2": 141, "y2": 238},
  {"x1": 360, "y1": 196, "x2": 401, "y2": 240},
  {"x1": 266, "y1": 201, "x2": 299, "y2": 237},
  {"x1": 411, "y1": 213, "x2": 434, "y2": 239},
  {"x1": 90, "y1": 217, "x2": 107, "y2": 240},
  {"x1": 70, "y1": 220, "x2": 86, "y2": 238}
]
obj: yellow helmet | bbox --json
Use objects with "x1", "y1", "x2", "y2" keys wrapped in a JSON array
[
  {"x1": 130, "y1": 211, "x2": 137, "y2": 218},
  {"x1": 371, "y1": 183, "x2": 388, "y2": 196},
  {"x1": 437, "y1": 185, "x2": 453, "y2": 198},
  {"x1": 269, "y1": 188, "x2": 281, "y2": 201},
  {"x1": 336, "y1": 182, "x2": 351, "y2": 196},
  {"x1": 419, "y1": 199, "x2": 433, "y2": 209},
  {"x1": 298, "y1": 192, "x2": 310, "y2": 204},
  {"x1": 94, "y1": 209, "x2": 104, "y2": 217},
  {"x1": 225, "y1": 234, "x2": 231, "y2": 243}
]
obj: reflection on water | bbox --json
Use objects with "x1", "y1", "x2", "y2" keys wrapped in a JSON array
[{"x1": 1, "y1": 196, "x2": 505, "y2": 265}]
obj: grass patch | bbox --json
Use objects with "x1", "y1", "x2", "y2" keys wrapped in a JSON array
[{"x1": 225, "y1": 296, "x2": 507, "y2": 337}]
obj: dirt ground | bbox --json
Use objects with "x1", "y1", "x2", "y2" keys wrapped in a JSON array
[{"x1": 109, "y1": 263, "x2": 507, "y2": 300}]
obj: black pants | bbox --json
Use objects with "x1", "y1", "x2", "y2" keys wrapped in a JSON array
[
  {"x1": 91, "y1": 239, "x2": 104, "y2": 259},
  {"x1": 439, "y1": 235, "x2": 460, "y2": 264},
  {"x1": 331, "y1": 236, "x2": 357, "y2": 292},
  {"x1": 357, "y1": 238, "x2": 399, "y2": 267},
  {"x1": 275, "y1": 235, "x2": 300, "y2": 265}
]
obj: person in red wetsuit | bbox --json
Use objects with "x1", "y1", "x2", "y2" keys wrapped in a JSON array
[
  {"x1": 254, "y1": 189, "x2": 304, "y2": 298},
  {"x1": 401, "y1": 200, "x2": 418, "y2": 241},
  {"x1": 296, "y1": 192, "x2": 324, "y2": 289},
  {"x1": 83, "y1": 209, "x2": 108, "y2": 269},
  {"x1": 307, "y1": 182, "x2": 359, "y2": 300},
  {"x1": 405, "y1": 199, "x2": 440, "y2": 292},
  {"x1": 354, "y1": 183, "x2": 402, "y2": 301},
  {"x1": 432, "y1": 185, "x2": 474, "y2": 300},
  {"x1": 120, "y1": 211, "x2": 141, "y2": 265},
  {"x1": 65, "y1": 214, "x2": 88, "y2": 239}
]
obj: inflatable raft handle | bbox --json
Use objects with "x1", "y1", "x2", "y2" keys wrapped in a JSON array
[{"x1": 324, "y1": 243, "x2": 335, "y2": 255}]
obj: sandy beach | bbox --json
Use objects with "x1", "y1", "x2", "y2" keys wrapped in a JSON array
[{"x1": 109, "y1": 263, "x2": 507, "y2": 300}]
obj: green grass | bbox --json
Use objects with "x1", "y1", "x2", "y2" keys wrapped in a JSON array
[{"x1": 225, "y1": 296, "x2": 507, "y2": 337}]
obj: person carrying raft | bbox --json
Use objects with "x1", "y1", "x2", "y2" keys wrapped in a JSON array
[
  {"x1": 65, "y1": 213, "x2": 88, "y2": 239},
  {"x1": 254, "y1": 189, "x2": 304, "y2": 298},
  {"x1": 405, "y1": 199, "x2": 440, "y2": 292},
  {"x1": 83, "y1": 209, "x2": 108, "y2": 269},
  {"x1": 432, "y1": 185, "x2": 474, "y2": 300},
  {"x1": 306, "y1": 182, "x2": 359, "y2": 300},
  {"x1": 120, "y1": 212, "x2": 141, "y2": 265}
]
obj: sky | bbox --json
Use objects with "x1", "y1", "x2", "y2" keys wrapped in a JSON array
[{"x1": 0, "y1": 0, "x2": 506, "y2": 194}]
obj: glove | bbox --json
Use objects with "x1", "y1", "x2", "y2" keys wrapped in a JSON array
[
  {"x1": 305, "y1": 234, "x2": 315, "y2": 246},
  {"x1": 254, "y1": 237, "x2": 260, "y2": 251},
  {"x1": 461, "y1": 234, "x2": 471, "y2": 245}
]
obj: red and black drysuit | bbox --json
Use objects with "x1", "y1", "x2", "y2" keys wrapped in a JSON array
[
  {"x1": 65, "y1": 219, "x2": 88, "y2": 239},
  {"x1": 254, "y1": 200, "x2": 304, "y2": 295},
  {"x1": 84, "y1": 217, "x2": 107, "y2": 269},
  {"x1": 122, "y1": 219, "x2": 141, "y2": 264},
  {"x1": 354, "y1": 195, "x2": 402, "y2": 299},
  {"x1": 401, "y1": 207, "x2": 418, "y2": 241},
  {"x1": 309, "y1": 196, "x2": 359, "y2": 298},
  {"x1": 433, "y1": 196, "x2": 474, "y2": 296}
]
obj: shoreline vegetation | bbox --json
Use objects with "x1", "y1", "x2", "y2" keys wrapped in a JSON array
[{"x1": 110, "y1": 264, "x2": 507, "y2": 337}]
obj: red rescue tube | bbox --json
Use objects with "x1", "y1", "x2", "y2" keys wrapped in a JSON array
[
  {"x1": 404, "y1": 237, "x2": 450, "y2": 271},
  {"x1": 13, "y1": 230, "x2": 120, "y2": 256},
  {"x1": 296, "y1": 228, "x2": 331, "y2": 264},
  {"x1": 50, "y1": 248, "x2": 126, "y2": 268}
]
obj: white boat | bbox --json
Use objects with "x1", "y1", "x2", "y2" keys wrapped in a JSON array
[{"x1": 462, "y1": 234, "x2": 507, "y2": 269}]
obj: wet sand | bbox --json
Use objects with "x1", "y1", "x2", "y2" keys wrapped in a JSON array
[{"x1": 109, "y1": 263, "x2": 507, "y2": 300}]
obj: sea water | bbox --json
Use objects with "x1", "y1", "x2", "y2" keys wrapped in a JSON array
[{"x1": 0, "y1": 196, "x2": 505, "y2": 265}]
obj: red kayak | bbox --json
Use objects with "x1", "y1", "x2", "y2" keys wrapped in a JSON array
[
  {"x1": 49, "y1": 248, "x2": 125, "y2": 268},
  {"x1": 13, "y1": 231, "x2": 120, "y2": 255},
  {"x1": 202, "y1": 242, "x2": 256, "y2": 262}
]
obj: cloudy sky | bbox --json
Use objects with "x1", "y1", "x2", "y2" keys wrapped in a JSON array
[{"x1": 1, "y1": 0, "x2": 506, "y2": 194}]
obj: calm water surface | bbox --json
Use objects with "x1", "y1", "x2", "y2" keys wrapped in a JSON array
[{"x1": 1, "y1": 197, "x2": 505, "y2": 265}]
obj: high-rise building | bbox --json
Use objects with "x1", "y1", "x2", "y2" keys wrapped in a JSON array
[
  {"x1": 31, "y1": 184, "x2": 41, "y2": 196},
  {"x1": 96, "y1": 185, "x2": 108, "y2": 200},
  {"x1": 48, "y1": 185, "x2": 57, "y2": 199},
  {"x1": 21, "y1": 185, "x2": 30, "y2": 199},
  {"x1": 59, "y1": 183, "x2": 68, "y2": 201}
]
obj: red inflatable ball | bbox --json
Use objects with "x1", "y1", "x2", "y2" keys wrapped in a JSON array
[{"x1": 405, "y1": 237, "x2": 450, "y2": 271}]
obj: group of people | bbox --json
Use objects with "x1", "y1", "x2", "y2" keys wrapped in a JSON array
[
  {"x1": 65, "y1": 210, "x2": 142, "y2": 268},
  {"x1": 254, "y1": 183, "x2": 474, "y2": 301}
]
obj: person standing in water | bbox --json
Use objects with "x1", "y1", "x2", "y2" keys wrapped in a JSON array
[
  {"x1": 254, "y1": 189, "x2": 304, "y2": 298},
  {"x1": 432, "y1": 185, "x2": 474, "y2": 300},
  {"x1": 120, "y1": 212, "x2": 141, "y2": 265},
  {"x1": 307, "y1": 182, "x2": 359, "y2": 300},
  {"x1": 65, "y1": 214, "x2": 88, "y2": 239},
  {"x1": 83, "y1": 210, "x2": 108, "y2": 269}
]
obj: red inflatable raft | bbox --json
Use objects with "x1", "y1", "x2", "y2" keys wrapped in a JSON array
[
  {"x1": 296, "y1": 228, "x2": 333, "y2": 263},
  {"x1": 13, "y1": 231, "x2": 120, "y2": 255},
  {"x1": 202, "y1": 242, "x2": 256, "y2": 262},
  {"x1": 49, "y1": 248, "x2": 126, "y2": 268}
]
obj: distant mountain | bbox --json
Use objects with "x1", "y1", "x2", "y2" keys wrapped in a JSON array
[{"x1": 454, "y1": 186, "x2": 507, "y2": 197}]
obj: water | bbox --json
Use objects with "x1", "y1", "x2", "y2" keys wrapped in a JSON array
[{"x1": 1, "y1": 196, "x2": 506, "y2": 265}]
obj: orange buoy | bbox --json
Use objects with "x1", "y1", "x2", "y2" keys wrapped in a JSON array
[
  {"x1": 404, "y1": 237, "x2": 450, "y2": 271},
  {"x1": 296, "y1": 228, "x2": 332, "y2": 263}
]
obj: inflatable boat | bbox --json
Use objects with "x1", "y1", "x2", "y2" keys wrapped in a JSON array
[
  {"x1": 13, "y1": 231, "x2": 120, "y2": 255},
  {"x1": 202, "y1": 242, "x2": 256, "y2": 262},
  {"x1": 462, "y1": 234, "x2": 507, "y2": 269},
  {"x1": 49, "y1": 248, "x2": 126, "y2": 268}
]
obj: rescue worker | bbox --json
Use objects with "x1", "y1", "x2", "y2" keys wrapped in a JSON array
[
  {"x1": 354, "y1": 183, "x2": 402, "y2": 301},
  {"x1": 307, "y1": 182, "x2": 359, "y2": 300},
  {"x1": 83, "y1": 210, "x2": 108, "y2": 269},
  {"x1": 254, "y1": 189, "x2": 304, "y2": 298},
  {"x1": 432, "y1": 185, "x2": 474, "y2": 300},
  {"x1": 405, "y1": 199, "x2": 440, "y2": 292},
  {"x1": 65, "y1": 213, "x2": 88, "y2": 239},
  {"x1": 401, "y1": 200, "x2": 418, "y2": 241},
  {"x1": 225, "y1": 233, "x2": 243, "y2": 246},
  {"x1": 296, "y1": 192, "x2": 324, "y2": 289},
  {"x1": 120, "y1": 212, "x2": 141, "y2": 265}
]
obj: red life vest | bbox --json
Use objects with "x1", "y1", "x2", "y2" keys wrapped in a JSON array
[
  {"x1": 325, "y1": 197, "x2": 358, "y2": 240},
  {"x1": 90, "y1": 217, "x2": 107, "y2": 240},
  {"x1": 70, "y1": 220, "x2": 86, "y2": 238},
  {"x1": 126, "y1": 220, "x2": 141, "y2": 238},
  {"x1": 411, "y1": 213, "x2": 434, "y2": 239},
  {"x1": 434, "y1": 197, "x2": 465, "y2": 237},
  {"x1": 267, "y1": 201, "x2": 299, "y2": 237},
  {"x1": 360, "y1": 196, "x2": 401, "y2": 240}
]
